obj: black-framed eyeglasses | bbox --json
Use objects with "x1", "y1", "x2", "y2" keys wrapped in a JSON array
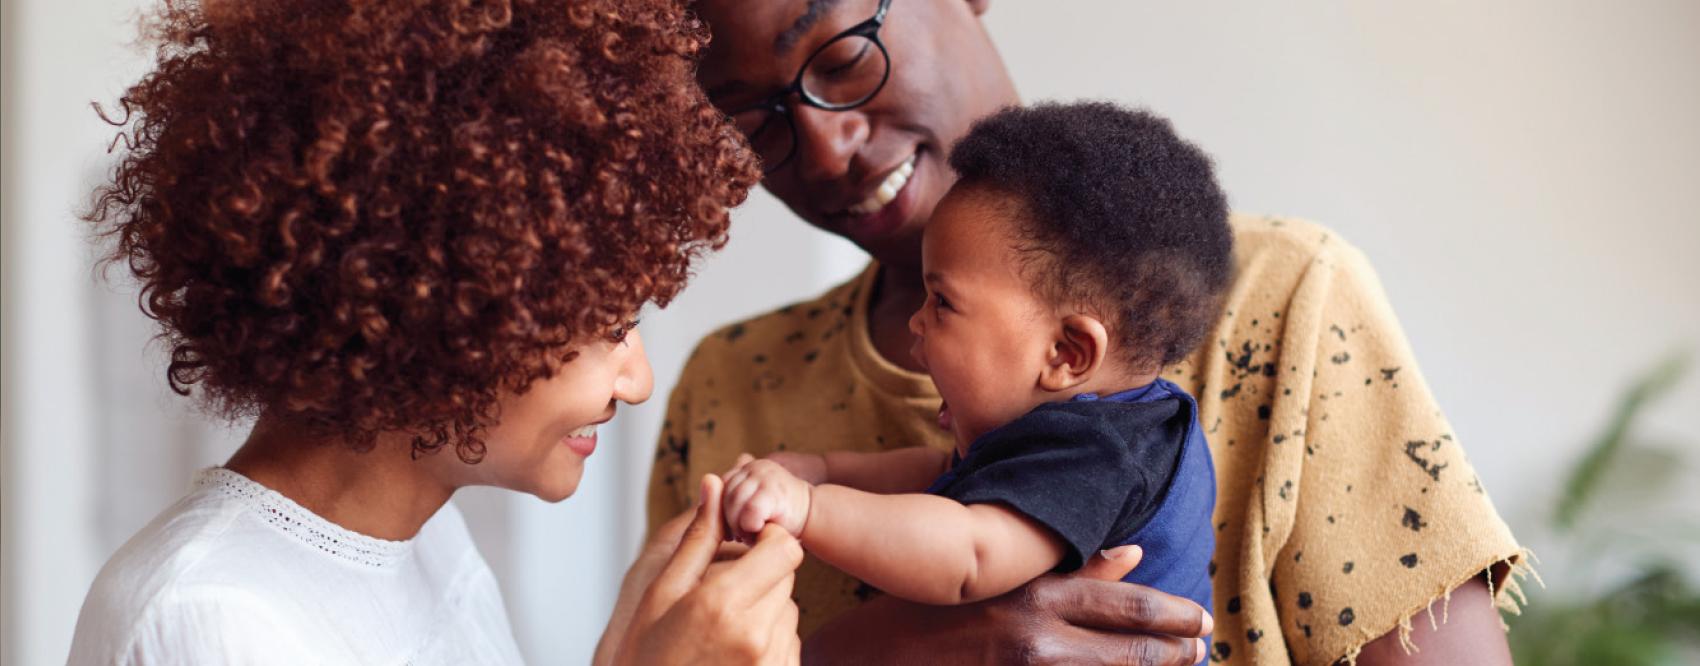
[{"x1": 729, "y1": 0, "x2": 894, "y2": 174}]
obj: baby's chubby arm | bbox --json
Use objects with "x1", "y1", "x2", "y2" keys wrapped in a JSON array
[{"x1": 722, "y1": 456, "x2": 1066, "y2": 605}]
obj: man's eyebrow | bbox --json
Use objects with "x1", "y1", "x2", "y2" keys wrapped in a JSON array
[
  {"x1": 706, "y1": 80, "x2": 747, "y2": 103},
  {"x1": 775, "y1": 0, "x2": 844, "y2": 54}
]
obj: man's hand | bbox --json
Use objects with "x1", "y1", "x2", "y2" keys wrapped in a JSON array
[
  {"x1": 723, "y1": 456, "x2": 814, "y2": 541},
  {"x1": 804, "y1": 544, "x2": 1213, "y2": 665}
]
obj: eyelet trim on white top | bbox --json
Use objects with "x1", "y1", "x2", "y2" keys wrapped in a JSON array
[{"x1": 195, "y1": 467, "x2": 412, "y2": 568}]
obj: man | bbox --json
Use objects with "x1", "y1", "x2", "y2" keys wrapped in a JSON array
[{"x1": 647, "y1": 1, "x2": 1527, "y2": 663}]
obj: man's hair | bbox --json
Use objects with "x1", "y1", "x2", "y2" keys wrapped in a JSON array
[
  {"x1": 87, "y1": 0, "x2": 760, "y2": 462},
  {"x1": 948, "y1": 101, "x2": 1233, "y2": 371}
]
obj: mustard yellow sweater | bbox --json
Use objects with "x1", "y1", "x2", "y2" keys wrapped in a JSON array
[{"x1": 648, "y1": 215, "x2": 1527, "y2": 665}]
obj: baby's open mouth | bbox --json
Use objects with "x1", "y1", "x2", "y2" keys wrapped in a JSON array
[{"x1": 937, "y1": 400, "x2": 953, "y2": 432}]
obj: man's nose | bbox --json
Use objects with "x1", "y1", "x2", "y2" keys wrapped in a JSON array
[{"x1": 790, "y1": 104, "x2": 868, "y2": 182}]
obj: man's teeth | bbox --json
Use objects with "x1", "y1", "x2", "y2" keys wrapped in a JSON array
[
  {"x1": 567, "y1": 424, "x2": 598, "y2": 438},
  {"x1": 847, "y1": 156, "x2": 916, "y2": 216}
]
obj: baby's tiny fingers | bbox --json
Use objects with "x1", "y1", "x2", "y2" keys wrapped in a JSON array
[{"x1": 739, "y1": 506, "x2": 769, "y2": 537}]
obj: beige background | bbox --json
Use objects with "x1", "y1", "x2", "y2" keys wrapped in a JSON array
[{"x1": 5, "y1": 1, "x2": 1698, "y2": 663}]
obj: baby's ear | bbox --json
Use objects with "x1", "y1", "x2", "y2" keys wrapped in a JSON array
[{"x1": 1039, "y1": 314, "x2": 1109, "y2": 392}]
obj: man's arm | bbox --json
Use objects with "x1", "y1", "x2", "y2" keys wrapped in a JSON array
[
  {"x1": 1353, "y1": 575, "x2": 1511, "y2": 666},
  {"x1": 802, "y1": 546, "x2": 1212, "y2": 666}
]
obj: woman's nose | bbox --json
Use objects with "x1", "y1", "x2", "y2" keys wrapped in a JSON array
[
  {"x1": 790, "y1": 104, "x2": 869, "y2": 182},
  {"x1": 613, "y1": 329, "x2": 655, "y2": 405}
]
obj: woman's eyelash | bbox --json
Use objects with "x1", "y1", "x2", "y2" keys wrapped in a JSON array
[{"x1": 609, "y1": 318, "x2": 641, "y2": 342}]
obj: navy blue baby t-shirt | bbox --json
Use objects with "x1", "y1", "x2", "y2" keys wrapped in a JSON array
[{"x1": 925, "y1": 377, "x2": 1216, "y2": 622}]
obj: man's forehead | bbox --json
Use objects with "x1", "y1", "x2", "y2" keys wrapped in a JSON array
[
  {"x1": 774, "y1": 0, "x2": 845, "y2": 54},
  {"x1": 698, "y1": 0, "x2": 844, "y2": 52}
]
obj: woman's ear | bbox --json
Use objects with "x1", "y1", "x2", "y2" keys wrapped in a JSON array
[{"x1": 1039, "y1": 314, "x2": 1109, "y2": 392}]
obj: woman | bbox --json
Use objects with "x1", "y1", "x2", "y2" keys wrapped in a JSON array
[{"x1": 68, "y1": 0, "x2": 797, "y2": 663}]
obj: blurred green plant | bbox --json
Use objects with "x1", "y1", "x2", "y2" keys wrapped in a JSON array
[{"x1": 1510, "y1": 352, "x2": 1699, "y2": 666}]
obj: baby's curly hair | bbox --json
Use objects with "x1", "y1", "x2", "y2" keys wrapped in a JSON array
[
  {"x1": 88, "y1": 0, "x2": 759, "y2": 461},
  {"x1": 949, "y1": 101, "x2": 1233, "y2": 372}
]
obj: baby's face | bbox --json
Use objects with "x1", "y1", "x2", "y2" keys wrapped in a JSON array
[{"x1": 908, "y1": 186, "x2": 1060, "y2": 453}]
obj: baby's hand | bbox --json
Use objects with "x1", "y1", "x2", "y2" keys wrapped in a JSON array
[{"x1": 722, "y1": 457, "x2": 812, "y2": 542}]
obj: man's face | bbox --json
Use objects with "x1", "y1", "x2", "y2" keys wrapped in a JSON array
[{"x1": 696, "y1": 0, "x2": 1019, "y2": 269}]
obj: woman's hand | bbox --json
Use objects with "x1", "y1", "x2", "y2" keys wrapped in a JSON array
[
  {"x1": 609, "y1": 474, "x2": 804, "y2": 666},
  {"x1": 593, "y1": 501, "x2": 696, "y2": 666},
  {"x1": 803, "y1": 544, "x2": 1214, "y2": 665}
]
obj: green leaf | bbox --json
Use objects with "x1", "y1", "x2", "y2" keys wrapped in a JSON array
[{"x1": 1555, "y1": 352, "x2": 1691, "y2": 530}]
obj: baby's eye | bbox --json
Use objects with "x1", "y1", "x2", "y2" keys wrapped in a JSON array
[{"x1": 934, "y1": 293, "x2": 953, "y2": 313}]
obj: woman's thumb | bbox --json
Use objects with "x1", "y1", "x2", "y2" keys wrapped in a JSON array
[{"x1": 641, "y1": 474, "x2": 727, "y2": 607}]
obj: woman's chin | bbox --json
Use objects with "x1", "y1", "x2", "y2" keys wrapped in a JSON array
[
  {"x1": 531, "y1": 476, "x2": 581, "y2": 503},
  {"x1": 526, "y1": 458, "x2": 585, "y2": 503}
]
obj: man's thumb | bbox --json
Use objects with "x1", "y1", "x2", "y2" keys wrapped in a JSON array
[{"x1": 1076, "y1": 544, "x2": 1142, "y2": 581}]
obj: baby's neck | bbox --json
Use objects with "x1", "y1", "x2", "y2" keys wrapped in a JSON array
[{"x1": 1066, "y1": 365, "x2": 1163, "y2": 400}]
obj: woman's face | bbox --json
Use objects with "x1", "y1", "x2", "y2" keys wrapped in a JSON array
[{"x1": 441, "y1": 330, "x2": 655, "y2": 502}]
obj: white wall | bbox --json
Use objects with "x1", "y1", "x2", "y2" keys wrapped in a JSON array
[
  {"x1": 980, "y1": 0, "x2": 1700, "y2": 556},
  {"x1": 4, "y1": 1, "x2": 1697, "y2": 664}
]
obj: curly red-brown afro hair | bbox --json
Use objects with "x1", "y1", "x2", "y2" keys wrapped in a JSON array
[{"x1": 89, "y1": 0, "x2": 759, "y2": 462}]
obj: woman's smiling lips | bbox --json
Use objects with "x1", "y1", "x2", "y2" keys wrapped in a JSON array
[{"x1": 562, "y1": 423, "x2": 599, "y2": 456}]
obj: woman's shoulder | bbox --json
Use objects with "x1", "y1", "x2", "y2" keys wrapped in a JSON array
[{"x1": 68, "y1": 470, "x2": 270, "y2": 661}]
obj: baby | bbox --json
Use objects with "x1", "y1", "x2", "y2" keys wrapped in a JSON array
[{"x1": 723, "y1": 102, "x2": 1232, "y2": 623}]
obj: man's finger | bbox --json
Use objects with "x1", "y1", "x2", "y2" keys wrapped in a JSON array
[
  {"x1": 643, "y1": 474, "x2": 727, "y2": 608},
  {"x1": 1076, "y1": 544, "x2": 1142, "y2": 581},
  {"x1": 1050, "y1": 626, "x2": 1204, "y2": 666},
  {"x1": 1049, "y1": 578, "x2": 1211, "y2": 638}
]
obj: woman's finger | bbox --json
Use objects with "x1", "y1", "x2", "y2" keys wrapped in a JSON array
[
  {"x1": 703, "y1": 523, "x2": 803, "y2": 606},
  {"x1": 757, "y1": 598, "x2": 801, "y2": 666},
  {"x1": 641, "y1": 474, "x2": 727, "y2": 609},
  {"x1": 748, "y1": 575, "x2": 798, "y2": 666}
]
